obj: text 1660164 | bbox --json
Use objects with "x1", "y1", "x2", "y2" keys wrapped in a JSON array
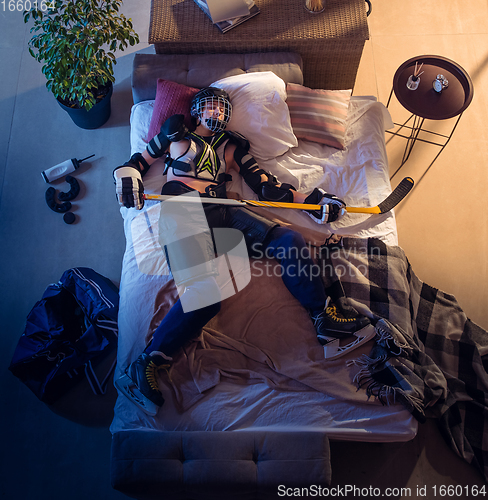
[{"x1": 2, "y1": 0, "x2": 55, "y2": 11}]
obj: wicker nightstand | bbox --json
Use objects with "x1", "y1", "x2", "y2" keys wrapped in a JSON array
[{"x1": 148, "y1": 0, "x2": 369, "y2": 90}]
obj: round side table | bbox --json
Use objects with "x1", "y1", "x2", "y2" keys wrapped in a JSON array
[{"x1": 386, "y1": 55, "x2": 474, "y2": 178}]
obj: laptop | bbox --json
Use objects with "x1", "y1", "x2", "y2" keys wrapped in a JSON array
[{"x1": 194, "y1": 0, "x2": 250, "y2": 24}]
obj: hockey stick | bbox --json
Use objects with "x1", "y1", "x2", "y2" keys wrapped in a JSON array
[
  {"x1": 348, "y1": 176, "x2": 414, "y2": 214},
  {"x1": 144, "y1": 177, "x2": 414, "y2": 215}
]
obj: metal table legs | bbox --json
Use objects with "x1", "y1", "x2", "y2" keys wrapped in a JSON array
[{"x1": 386, "y1": 89, "x2": 463, "y2": 180}]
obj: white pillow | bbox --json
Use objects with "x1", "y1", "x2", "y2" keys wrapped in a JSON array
[{"x1": 211, "y1": 72, "x2": 298, "y2": 160}]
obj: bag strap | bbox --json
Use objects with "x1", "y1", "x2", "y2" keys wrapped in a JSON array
[{"x1": 95, "y1": 317, "x2": 119, "y2": 338}]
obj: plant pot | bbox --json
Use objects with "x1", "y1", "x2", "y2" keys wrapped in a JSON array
[{"x1": 57, "y1": 83, "x2": 113, "y2": 130}]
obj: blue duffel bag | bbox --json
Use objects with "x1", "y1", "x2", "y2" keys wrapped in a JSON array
[{"x1": 9, "y1": 267, "x2": 119, "y2": 404}]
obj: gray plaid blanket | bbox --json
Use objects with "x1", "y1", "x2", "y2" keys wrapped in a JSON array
[{"x1": 318, "y1": 237, "x2": 488, "y2": 482}]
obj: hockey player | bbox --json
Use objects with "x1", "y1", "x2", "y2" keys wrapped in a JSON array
[{"x1": 113, "y1": 87, "x2": 373, "y2": 415}]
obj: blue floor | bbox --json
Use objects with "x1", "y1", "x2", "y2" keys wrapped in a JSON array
[{"x1": 0, "y1": 2, "x2": 150, "y2": 498}]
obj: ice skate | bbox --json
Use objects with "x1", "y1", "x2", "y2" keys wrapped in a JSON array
[
  {"x1": 311, "y1": 298, "x2": 375, "y2": 360},
  {"x1": 115, "y1": 351, "x2": 172, "y2": 416}
]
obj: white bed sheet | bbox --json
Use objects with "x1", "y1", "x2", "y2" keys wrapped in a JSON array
[
  {"x1": 110, "y1": 98, "x2": 417, "y2": 442},
  {"x1": 113, "y1": 380, "x2": 416, "y2": 442}
]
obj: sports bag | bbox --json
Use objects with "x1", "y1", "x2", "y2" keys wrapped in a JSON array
[{"x1": 9, "y1": 267, "x2": 119, "y2": 404}]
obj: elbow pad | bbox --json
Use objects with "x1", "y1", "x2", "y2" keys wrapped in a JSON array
[
  {"x1": 234, "y1": 146, "x2": 296, "y2": 202},
  {"x1": 161, "y1": 114, "x2": 188, "y2": 142},
  {"x1": 147, "y1": 133, "x2": 170, "y2": 159},
  {"x1": 147, "y1": 114, "x2": 188, "y2": 159}
]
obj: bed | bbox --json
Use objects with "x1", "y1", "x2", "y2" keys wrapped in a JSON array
[{"x1": 110, "y1": 52, "x2": 420, "y2": 499}]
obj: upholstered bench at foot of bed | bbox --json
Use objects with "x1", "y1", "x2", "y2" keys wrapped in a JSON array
[{"x1": 111, "y1": 430, "x2": 331, "y2": 500}]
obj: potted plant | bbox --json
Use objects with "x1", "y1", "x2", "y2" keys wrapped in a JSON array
[{"x1": 24, "y1": 0, "x2": 139, "y2": 129}]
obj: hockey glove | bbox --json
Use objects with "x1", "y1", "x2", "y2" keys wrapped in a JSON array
[
  {"x1": 113, "y1": 165, "x2": 144, "y2": 210},
  {"x1": 147, "y1": 114, "x2": 188, "y2": 158},
  {"x1": 304, "y1": 188, "x2": 346, "y2": 224}
]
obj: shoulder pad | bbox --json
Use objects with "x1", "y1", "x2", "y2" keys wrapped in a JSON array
[{"x1": 226, "y1": 131, "x2": 250, "y2": 151}]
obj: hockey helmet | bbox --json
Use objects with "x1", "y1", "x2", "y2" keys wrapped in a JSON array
[{"x1": 190, "y1": 87, "x2": 232, "y2": 133}]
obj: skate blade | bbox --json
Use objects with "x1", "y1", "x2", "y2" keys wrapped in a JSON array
[
  {"x1": 321, "y1": 324, "x2": 376, "y2": 360},
  {"x1": 115, "y1": 373, "x2": 160, "y2": 416}
]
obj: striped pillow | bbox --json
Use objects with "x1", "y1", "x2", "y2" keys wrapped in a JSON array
[{"x1": 286, "y1": 83, "x2": 352, "y2": 149}]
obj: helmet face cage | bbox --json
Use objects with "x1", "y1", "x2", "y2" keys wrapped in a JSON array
[{"x1": 191, "y1": 88, "x2": 232, "y2": 133}]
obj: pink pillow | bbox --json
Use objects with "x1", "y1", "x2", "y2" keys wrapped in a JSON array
[
  {"x1": 146, "y1": 79, "x2": 199, "y2": 141},
  {"x1": 286, "y1": 83, "x2": 352, "y2": 149}
]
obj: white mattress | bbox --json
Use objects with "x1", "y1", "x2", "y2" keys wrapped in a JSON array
[{"x1": 110, "y1": 98, "x2": 417, "y2": 442}]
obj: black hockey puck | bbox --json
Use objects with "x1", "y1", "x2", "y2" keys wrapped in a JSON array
[{"x1": 63, "y1": 212, "x2": 76, "y2": 224}]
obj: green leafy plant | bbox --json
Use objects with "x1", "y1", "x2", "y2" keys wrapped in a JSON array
[{"x1": 24, "y1": 0, "x2": 139, "y2": 111}]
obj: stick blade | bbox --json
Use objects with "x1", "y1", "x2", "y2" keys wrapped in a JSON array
[{"x1": 378, "y1": 177, "x2": 414, "y2": 214}]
